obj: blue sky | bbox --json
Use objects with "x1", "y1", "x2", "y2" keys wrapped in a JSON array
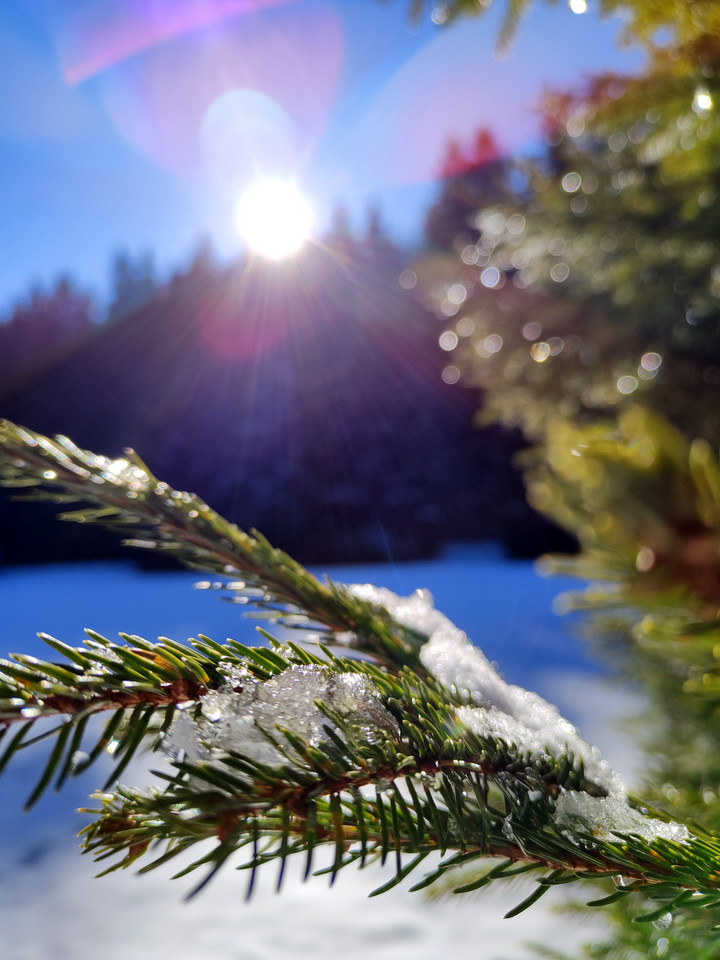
[{"x1": 0, "y1": 0, "x2": 642, "y2": 310}]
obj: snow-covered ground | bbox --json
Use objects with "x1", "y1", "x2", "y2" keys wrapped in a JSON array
[{"x1": 0, "y1": 545, "x2": 643, "y2": 960}]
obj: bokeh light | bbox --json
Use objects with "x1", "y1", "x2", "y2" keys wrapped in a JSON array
[
  {"x1": 693, "y1": 85, "x2": 713, "y2": 115},
  {"x1": 398, "y1": 269, "x2": 417, "y2": 289}
]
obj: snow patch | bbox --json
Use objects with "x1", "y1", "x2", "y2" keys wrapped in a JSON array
[
  {"x1": 349, "y1": 584, "x2": 691, "y2": 843},
  {"x1": 352, "y1": 583, "x2": 623, "y2": 794},
  {"x1": 455, "y1": 705, "x2": 621, "y2": 797},
  {"x1": 350, "y1": 584, "x2": 690, "y2": 843}
]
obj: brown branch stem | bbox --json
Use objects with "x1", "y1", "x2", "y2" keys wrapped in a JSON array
[{"x1": 1, "y1": 678, "x2": 208, "y2": 728}]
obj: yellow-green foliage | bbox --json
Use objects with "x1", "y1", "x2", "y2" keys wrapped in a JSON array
[{"x1": 523, "y1": 407, "x2": 720, "y2": 693}]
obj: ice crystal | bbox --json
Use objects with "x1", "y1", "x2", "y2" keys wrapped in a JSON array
[
  {"x1": 554, "y1": 792, "x2": 690, "y2": 844},
  {"x1": 164, "y1": 664, "x2": 398, "y2": 775}
]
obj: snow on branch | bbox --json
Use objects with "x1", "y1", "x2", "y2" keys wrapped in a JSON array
[{"x1": 348, "y1": 585, "x2": 685, "y2": 842}]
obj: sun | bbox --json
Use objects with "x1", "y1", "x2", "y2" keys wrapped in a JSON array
[{"x1": 235, "y1": 179, "x2": 314, "y2": 260}]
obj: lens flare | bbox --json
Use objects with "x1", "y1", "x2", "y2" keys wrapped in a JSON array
[
  {"x1": 235, "y1": 179, "x2": 314, "y2": 259},
  {"x1": 59, "y1": 0, "x2": 299, "y2": 85},
  {"x1": 201, "y1": 90, "x2": 298, "y2": 190}
]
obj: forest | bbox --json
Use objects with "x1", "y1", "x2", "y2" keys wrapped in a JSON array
[{"x1": 0, "y1": 197, "x2": 562, "y2": 566}]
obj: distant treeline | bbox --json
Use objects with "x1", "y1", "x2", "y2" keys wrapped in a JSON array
[{"x1": 0, "y1": 231, "x2": 570, "y2": 566}]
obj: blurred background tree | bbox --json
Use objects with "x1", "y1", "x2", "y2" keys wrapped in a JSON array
[
  {"x1": 0, "y1": 278, "x2": 95, "y2": 392},
  {"x1": 418, "y1": 0, "x2": 720, "y2": 619},
  {"x1": 413, "y1": 0, "x2": 720, "y2": 954},
  {"x1": 107, "y1": 251, "x2": 157, "y2": 322}
]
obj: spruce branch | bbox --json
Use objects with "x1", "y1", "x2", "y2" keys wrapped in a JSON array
[
  {"x1": 2, "y1": 419, "x2": 720, "y2": 912},
  {"x1": 0, "y1": 419, "x2": 424, "y2": 672},
  {"x1": 79, "y1": 770, "x2": 720, "y2": 911},
  {"x1": 0, "y1": 629, "x2": 594, "y2": 806},
  {"x1": 1, "y1": 627, "x2": 719, "y2": 910}
]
